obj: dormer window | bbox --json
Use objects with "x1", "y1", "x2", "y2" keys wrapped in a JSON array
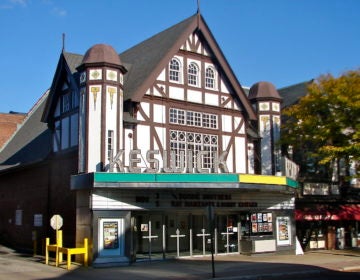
[{"x1": 188, "y1": 62, "x2": 199, "y2": 87}]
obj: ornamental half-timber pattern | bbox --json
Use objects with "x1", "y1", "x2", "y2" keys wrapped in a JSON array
[{"x1": 132, "y1": 33, "x2": 250, "y2": 174}]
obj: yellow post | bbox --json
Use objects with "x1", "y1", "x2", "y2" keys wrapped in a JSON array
[
  {"x1": 66, "y1": 252, "x2": 71, "y2": 270},
  {"x1": 45, "y1": 238, "x2": 49, "y2": 265},
  {"x1": 32, "y1": 230, "x2": 37, "y2": 257},
  {"x1": 84, "y1": 238, "x2": 88, "y2": 267},
  {"x1": 57, "y1": 230, "x2": 63, "y2": 264}
]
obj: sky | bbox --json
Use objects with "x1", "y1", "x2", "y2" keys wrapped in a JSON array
[{"x1": 0, "y1": 0, "x2": 359, "y2": 113}]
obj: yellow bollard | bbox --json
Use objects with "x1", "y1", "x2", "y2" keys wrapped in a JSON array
[
  {"x1": 57, "y1": 230, "x2": 63, "y2": 264},
  {"x1": 45, "y1": 238, "x2": 49, "y2": 265},
  {"x1": 84, "y1": 238, "x2": 88, "y2": 267}
]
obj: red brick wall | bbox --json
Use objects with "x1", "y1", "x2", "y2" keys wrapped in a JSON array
[
  {"x1": 0, "y1": 163, "x2": 49, "y2": 249},
  {"x1": 0, "y1": 150, "x2": 78, "y2": 251},
  {"x1": 0, "y1": 113, "x2": 26, "y2": 149}
]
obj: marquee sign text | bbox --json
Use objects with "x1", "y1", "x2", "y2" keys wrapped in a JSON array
[{"x1": 108, "y1": 149, "x2": 229, "y2": 173}]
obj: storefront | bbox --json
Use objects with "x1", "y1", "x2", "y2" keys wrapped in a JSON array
[
  {"x1": 295, "y1": 205, "x2": 360, "y2": 250},
  {"x1": 72, "y1": 173, "x2": 298, "y2": 265}
]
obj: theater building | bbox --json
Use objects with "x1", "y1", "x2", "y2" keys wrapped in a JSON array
[{"x1": 0, "y1": 12, "x2": 298, "y2": 265}]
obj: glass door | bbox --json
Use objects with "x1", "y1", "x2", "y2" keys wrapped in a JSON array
[
  {"x1": 191, "y1": 214, "x2": 211, "y2": 256},
  {"x1": 217, "y1": 215, "x2": 238, "y2": 254},
  {"x1": 135, "y1": 213, "x2": 163, "y2": 260},
  {"x1": 166, "y1": 213, "x2": 189, "y2": 258}
]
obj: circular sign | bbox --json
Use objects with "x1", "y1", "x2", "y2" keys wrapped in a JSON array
[{"x1": 50, "y1": 214, "x2": 63, "y2": 230}]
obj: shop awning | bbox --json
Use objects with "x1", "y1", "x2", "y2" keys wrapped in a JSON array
[{"x1": 295, "y1": 205, "x2": 360, "y2": 221}]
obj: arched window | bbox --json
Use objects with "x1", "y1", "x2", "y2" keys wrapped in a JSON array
[
  {"x1": 188, "y1": 62, "x2": 199, "y2": 86},
  {"x1": 169, "y1": 58, "x2": 181, "y2": 82},
  {"x1": 205, "y1": 67, "x2": 215, "y2": 89}
]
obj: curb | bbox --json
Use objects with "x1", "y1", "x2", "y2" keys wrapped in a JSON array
[
  {"x1": 340, "y1": 265, "x2": 360, "y2": 272},
  {"x1": 211, "y1": 269, "x2": 324, "y2": 280}
]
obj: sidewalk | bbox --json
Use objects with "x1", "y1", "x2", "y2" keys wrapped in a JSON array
[{"x1": 0, "y1": 245, "x2": 359, "y2": 280}]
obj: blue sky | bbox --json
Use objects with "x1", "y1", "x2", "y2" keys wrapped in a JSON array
[{"x1": 0, "y1": 0, "x2": 359, "y2": 113}]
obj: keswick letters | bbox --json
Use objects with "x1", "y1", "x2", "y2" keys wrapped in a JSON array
[{"x1": 108, "y1": 150, "x2": 229, "y2": 173}]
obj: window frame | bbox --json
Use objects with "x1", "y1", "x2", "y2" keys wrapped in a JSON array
[
  {"x1": 188, "y1": 62, "x2": 199, "y2": 87},
  {"x1": 107, "y1": 130, "x2": 114, "y2": 160},
  {"x1": 170, "y1": 129, "x2": 218, "y2": 170},
  {"x1": 169, "y1": 58, "x2": 182, "y2": 83},
  {"x1": 53, "y1": 86, "x2": 80, "y2": 153},
  {"x1": 205, "y1": 66, "x2": 216, "y2": 89},
  {"x1": 170, "y1": 108, "x2": 218, "y2": 129}
]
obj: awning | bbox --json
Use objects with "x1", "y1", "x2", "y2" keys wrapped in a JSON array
[{"x1": 295, "y1": 205, "x2": 360, "y2": 221}]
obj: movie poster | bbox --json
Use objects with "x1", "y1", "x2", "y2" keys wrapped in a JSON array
[
  {"x1": 262, "y1": 213, "x2": 268, "y2": 222},
  {"x1": 252, "y1": 222, "x2": 258, "y2": 233},
  {"x1": 251, "y1": 214, "x2": 257, "y2": 222},
  {"x1": 103, "y1": 221, "x2": 119, "y2": 249},
  {"x1": 249, "y1": 213, "x2": 274, "y2": 234},
  {"x1": 278, "y1": 219, "x2": 289, "y2": 241},
  {"x1": 276, "y1": 217, "x2": 291, "y2": 245}
]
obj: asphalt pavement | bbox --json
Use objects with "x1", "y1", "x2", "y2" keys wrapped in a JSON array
[{"x1": 0, "y1": 244, "x2": 359, "y2": 280}]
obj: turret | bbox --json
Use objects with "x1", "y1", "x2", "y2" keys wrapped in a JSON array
[
  {"x1": 249, "y1": 82, "x2": 282, "y2": 175},
  {"x1": 76, "y1": 44, "x2": 127, "y2": 172}
]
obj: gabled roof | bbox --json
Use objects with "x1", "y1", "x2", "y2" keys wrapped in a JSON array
[
  {"x1": 120, "y1": 14, "x2": 196, "y2": 101},
  {"x1": 42, "y1": 52, "x2": 78, "y2": 123},
  {"x1": 63, "y1": 52, "x2": 83, "y2": 74},
  {"x1": 0, "y1": 91, "x2": 51, "y2": 170},
  {"x1": 49, "y1": 13, "x2": 256, "y2": 121},
  {"x1": 278, "y1": 80, "x2": 313, "y2": 109},
  {"x1": 119, "y1": 13, "x2": 256, "y2": 120}
]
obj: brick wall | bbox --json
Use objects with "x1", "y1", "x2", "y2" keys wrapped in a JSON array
[
  {"x1": 0, "y1": 113, "x2": 26, "y2": 149},
  {"x1": 0, "y1": 150, "x2": 78, "y2": 251}
]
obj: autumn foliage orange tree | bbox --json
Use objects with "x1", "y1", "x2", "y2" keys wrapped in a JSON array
[{"x1": 281, "y1": 70, "x2": 360, "y2": 184}]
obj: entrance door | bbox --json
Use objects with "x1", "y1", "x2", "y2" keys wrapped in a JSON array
[
  {"x1": 98, "y1": 218, "x2": 124, "y2": 257},
  {"x1": 217, "y1": 215, "x2": 238, "y2": 253},
  {"x1": 166, "y1": 213, "x2": 189, "y2": 257},
  {"x1": 135, "y1": 214, "x2": 163, "y2": 260},
  {"x1": 191, "y1": 214, "x2": 211, "y2": 256}
]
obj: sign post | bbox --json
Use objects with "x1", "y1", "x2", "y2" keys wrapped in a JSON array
[
  {"x1": 207, "y1": 205, "x2": 216, "y2": 278},
  {"x1": 50, "y1": 214, "x2": 63, "y2": 262},
  {"x1": 50, "y1": 214, "x2": 63, "y2": 231}
]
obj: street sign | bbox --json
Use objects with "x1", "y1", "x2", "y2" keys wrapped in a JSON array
[{"x1": 50, "y1": 214, "x2": 63, "y2": 230}]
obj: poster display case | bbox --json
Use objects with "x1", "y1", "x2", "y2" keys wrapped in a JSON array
[
  {"x1": 250, "y1": 212, "x2": 273, "y2": 235},
  {"x1": 276, "y1": 216, "x2": 291, "y2": 246}
]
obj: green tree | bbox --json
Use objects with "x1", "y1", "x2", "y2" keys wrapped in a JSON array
[{"x1": 281, "y1": 70, "x2": 360, "y2": 182}]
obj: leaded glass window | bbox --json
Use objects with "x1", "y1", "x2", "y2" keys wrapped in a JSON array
[{"x1": 170, "y1": 130, "x2": 218, "y2": 170}]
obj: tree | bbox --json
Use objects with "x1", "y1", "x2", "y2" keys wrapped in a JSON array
[{"x1": 281, "y1": 70, "x2": 360, "y2": 183}]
